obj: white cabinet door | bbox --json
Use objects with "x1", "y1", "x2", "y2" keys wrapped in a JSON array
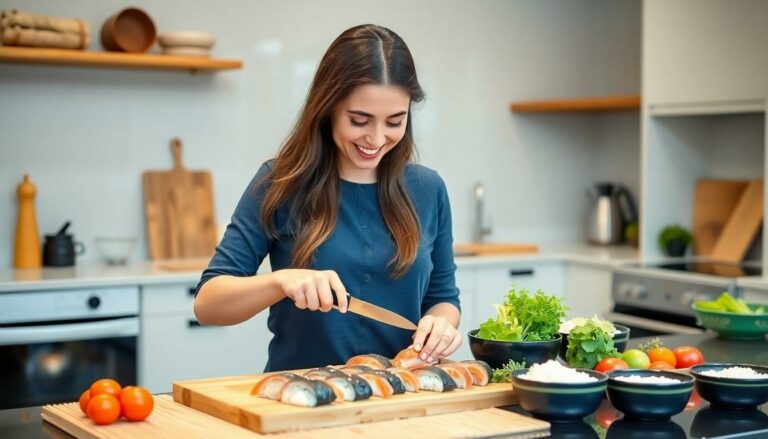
[
  {"x1": 644, "y1": 0, "x2": 768, "y2": 113},
  {"x1": 563, "y1": 263, "x2": 613, "y2": 319},
  {"x1": 474, "y1": 261, "x2": 565, "y2": 325},
  {"x1": 454, "y1": 266, "x2": 477, "y2": 361},
  {"x1": 139, "y1": 284, "x2": 270, "y2": 393}
]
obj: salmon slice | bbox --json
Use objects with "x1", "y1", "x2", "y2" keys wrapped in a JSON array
[
  {"x1": 437, "y1": 364, "x2": 473, "y2": 389},
  {"x1": 355, "y1": 372, "x2": 395, "y2": 398},
  {"x1": 386, "y1": 368, "x2": 420, "y2": 392},
  {"x1": 391, "y1": 346, "x2": 437, "y2": 370},
  {"x1": 346, "y1": 354, "x2": 391, "y2": 369},
  {"x1": 460, "y1": 360, "x2": 493, "y2": 386},
  {"x1": 250, "y1": 373, "x2": 302, "y2": 399}
]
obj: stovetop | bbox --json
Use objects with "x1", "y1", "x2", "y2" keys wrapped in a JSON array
[{"x1": 626, "y1": 260, "x2": 762, "y2": 278}]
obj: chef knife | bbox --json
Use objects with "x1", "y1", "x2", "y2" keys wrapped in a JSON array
[{"x1": 332, "y1": 292, "x2": 417, "y2": 331}]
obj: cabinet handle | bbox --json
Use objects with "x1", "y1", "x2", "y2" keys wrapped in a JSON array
[
  {"x1": 188, "y1": 287, "x2": 197, "y2": 297},
  {"x1": 509, "y1": 268, "x2": 534, "y2": 277},
  {"x1": 188, "y1": 320, "x2": 208, "y2": 328}
]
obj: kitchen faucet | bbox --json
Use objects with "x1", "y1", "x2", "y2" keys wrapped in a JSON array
[{"x1": 473, "y1": 182, "x2": 492, "y2": 243}]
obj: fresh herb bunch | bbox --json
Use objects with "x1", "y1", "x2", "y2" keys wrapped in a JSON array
[
  {"x1": 477, "y1": 286, "x2": 568, "y2": 342},
  {"x1": 565, "y1": 319, "x2": 618, "y2": 369},
  {"x1": 637, "y1": 336, "x2": 664, "y2": 354},
  {"x1": 491, "y1": 359, "x2": 526, "y2": 383}
]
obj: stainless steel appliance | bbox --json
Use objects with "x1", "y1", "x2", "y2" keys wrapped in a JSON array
[
  {"x1": 608, "y1": 260, "x2": 762, "y2": 337},
  {"x1": 587, "y1": 183, "x2": 637, "y2": 245},
  {"x1": 0, "y1": 286, "x2": 139, "y2": 409}
]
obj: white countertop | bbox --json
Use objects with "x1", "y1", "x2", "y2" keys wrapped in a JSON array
[
  {"x1": 0, "y1": 243, "x2": 642, "y2": 293},
  {"x1": 737, "y1": 276, "x2": 768, "y2": 291}
]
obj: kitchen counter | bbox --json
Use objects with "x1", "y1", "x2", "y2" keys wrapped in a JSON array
[
  {"x1": 2, "y1": 333, "x2": 766, "y2": 439},
  {"x1": 0, "y1": 243, "x2": 640, "y2": 293}
]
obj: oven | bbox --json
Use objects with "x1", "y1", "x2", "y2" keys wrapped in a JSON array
[
  {"x1": 608, "y1": 260, "x2": 760, "y2": 338},
  {"x1": 0, "y1": 286, "x2": 139, "y2": 409}
]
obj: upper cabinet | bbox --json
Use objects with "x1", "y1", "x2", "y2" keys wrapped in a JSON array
[{"x1": 644, "y1": 0, "x2": 768, "y2": 115}]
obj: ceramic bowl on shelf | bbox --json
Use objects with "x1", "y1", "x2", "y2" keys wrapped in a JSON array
[
  {"x1": 161, "y1": 46, "x2": 210, "y2": 57},
  {"x1": 94, "y1": 237, "x2": 138, "y2": 265},
  {"x1": 690, "y1": 363, "x2": 768, "y2": 410},
  {"x1": 468, "y1": 329, "x2": 561, "y2": 369},
  {"x1": 158, "y1": 31, "x2": 216, "y2": 49},
  {"x1": 606, "y1": 369, "x2": 694, "y2": 422},
  {"x1": 511, "y1": 368, "x2": 608, "y2": 423},
  {"x1": 101, "y1": 7, "x2": 157, "y2": 53}
]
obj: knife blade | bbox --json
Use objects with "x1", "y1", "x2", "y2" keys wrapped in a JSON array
[{"x1": 333, "y1": 292, "x2": 417, "y2": 331}]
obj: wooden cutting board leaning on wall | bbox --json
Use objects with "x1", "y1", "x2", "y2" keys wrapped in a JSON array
[
  {"x1": 692, "y1": 179, "x2": 749, "y2": 256},
  {"x1": 143, "y1": 138, "x2": 218, "y2": 260}
]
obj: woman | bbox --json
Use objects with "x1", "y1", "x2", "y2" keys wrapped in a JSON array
[{"x1": 194, "y1": 24, "x2": 461, "y2": 372}]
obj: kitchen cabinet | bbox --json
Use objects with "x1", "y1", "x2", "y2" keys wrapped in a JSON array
[
  {"x1": 644, "y1": 0, "x2": 768, "y2": 114},
  {"x1": 473, "y1": 260, "x2": 565, "y2": 318},
  {"x1": 139, "y1": 283, "x2": 270, "y2": 393}
]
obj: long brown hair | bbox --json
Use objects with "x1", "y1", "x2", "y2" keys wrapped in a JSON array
[{"x1": 260, "y1": 24, "x2": 424, "y2": 278}]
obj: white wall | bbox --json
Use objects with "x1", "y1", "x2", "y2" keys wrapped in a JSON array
[{"x1": 1, "y1": 0, "x2": 641, "y2": 265}]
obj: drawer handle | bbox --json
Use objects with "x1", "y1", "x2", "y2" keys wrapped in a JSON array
[
  {"x1": 188, "y1": 287, "x2": 198, "y2": 297},
  {"x1": 509, "y1": 269, "x2": 534, "y2": 277},
  {"x1": 188, "y1": 320, "x2": 208, "y2": 328}
]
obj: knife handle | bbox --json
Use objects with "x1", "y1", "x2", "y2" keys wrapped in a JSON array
[{"x1": 331, "y1": 291, "x2": 352, "y2": 307}]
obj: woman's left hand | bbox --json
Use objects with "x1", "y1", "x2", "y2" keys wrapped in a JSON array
[{"x1": 412, "y1": 315, "x2": 461, "y2": 362}]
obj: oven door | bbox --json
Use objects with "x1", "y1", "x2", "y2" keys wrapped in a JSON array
[
  {"x1": 0, "y1": 316, "x2": 138, "y2": 409},
  {"x1": 605, "y1": 310, "x2": 705, "y2": 338}
]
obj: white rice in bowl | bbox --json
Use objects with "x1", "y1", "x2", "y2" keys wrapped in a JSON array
[
  {"x1": 700, "y1": 366, "x2": 768, "y2": 379},
  {"x1": 519, "y1": 360, "x2": 598, "y2": 383},
  {"x1": 614, "y1": 375, "x2": 682, "y2": 384}
]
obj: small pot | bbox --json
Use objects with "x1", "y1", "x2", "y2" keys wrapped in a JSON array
[
  {"x1": 101, "y1": 7, "x2": 156, "y2": 53},
  {"x1": 665, "y1": 239, "x2": 688, "y2": 257}
]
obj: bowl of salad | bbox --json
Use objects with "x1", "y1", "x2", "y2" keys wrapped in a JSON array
[
  {"x1": 693, "y1": 292, "x2": 768, "y2": 340},
  {"x1": 469, "y1": 286, "x2": 567, "y2": 369}
]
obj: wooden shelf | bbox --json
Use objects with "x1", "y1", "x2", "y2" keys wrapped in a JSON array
[
  {"x1": 510, "y1": 95, "x2": 641, "y2": 113},
  {"x1": 0, "y1": 46, "x2": 242, "y2": 72}
]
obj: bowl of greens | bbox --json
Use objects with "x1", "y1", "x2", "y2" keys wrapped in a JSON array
[
  {"x1": 558, "y1": 317, "x2": 630, "y2": 364},
  {"x1": 469, "y1": 286, "x2": 567, "y2": 369},
  {"x1": 693, "y1": 292, "x2": 768, "y2": 340}
]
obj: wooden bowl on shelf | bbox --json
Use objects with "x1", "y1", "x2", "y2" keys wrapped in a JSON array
[{"x1": 101, "y1": 7, "x2": 156, "y2": 53}]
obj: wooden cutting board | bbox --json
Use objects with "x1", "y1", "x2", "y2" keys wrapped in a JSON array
[
  {"x1": 173, "y1": 370, "x2": 522, "y2": 434},
  {"x1": 692, "y1": 179, "x2": 749, "y2": 256},
  {"x1": 143, "y1": 138, "x2": 218, "y2": 260},
  {"x1": 453, "y1": 243, "x2": 539, "y2": 256},
  {"x1": 42, "y1": 395, "x2": 549, "y2": 439},
  {"x1": 710, "y1": 180, "x2": 764, "y2": 262}
]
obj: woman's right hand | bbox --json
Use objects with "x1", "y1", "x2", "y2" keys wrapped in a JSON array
[{"x1": 271, "y1": 269, "x2": 349, "y2": 313}]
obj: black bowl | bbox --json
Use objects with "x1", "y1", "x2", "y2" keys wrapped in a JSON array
[
  {"x1": 690, "y1": 363, "x2": 768, "y2": 410},
  {"x1": 468, "y1": 330, "x2": 561, "y2": 369},
  {"x1": 606, "y1": 369, "x2": 694, "y2": 422},
  {"x1": 511, "y1": 368, "x2": 608, "y2": 423},
  {"x1": 606, "y1": 419, "x2": 686, "y2": 439},
  {"x1": 558, "y1": 324, "x2": 630, "y2": 362}
]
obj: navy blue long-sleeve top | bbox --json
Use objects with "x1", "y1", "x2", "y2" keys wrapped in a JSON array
[{"x1": 197, "y1": 160, "x2": 460, "y2": 372}]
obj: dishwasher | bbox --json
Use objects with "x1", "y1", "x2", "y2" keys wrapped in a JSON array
[{"x1": 0, "y1": 286, "x2": 139, "y2": 409}]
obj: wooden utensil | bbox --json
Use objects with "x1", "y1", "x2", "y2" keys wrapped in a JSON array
[
  {"x1": 42, "y1": 395, "x2": 549, "y2": 439},
  {"x1": 710, "y1": 180, "x2": 764, "y2": 262},
  {"x1": 143, "y1": 138, "x2": 217, "y2": 260},
  {"x1": 173, "y1": 369, "x2": 521, "y2": 434},
  {"x1": 691, "y1": 179, "x2": 749, "y2": 256},
  {"x1": 453, "y1": 243, "x2": 539, "y2": 256}
]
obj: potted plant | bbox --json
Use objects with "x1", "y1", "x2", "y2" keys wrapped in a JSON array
[
  {"x1": 624, "y1": 222, "x2": 639, "y2": 248},
  {"x1": 658, "y1": 224, "x2": 693, "y2": 257},
  {"x1": 469, "y1": 285, "x2": 568, "y2": 369}
]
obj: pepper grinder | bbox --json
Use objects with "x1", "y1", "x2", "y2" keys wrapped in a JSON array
[{"x1": 14, "y1": 174, "x2": 42, "y2": 268}]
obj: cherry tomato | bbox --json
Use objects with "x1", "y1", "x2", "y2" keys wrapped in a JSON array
[
  {"x1": 87, "y1": 394, "x2": 121, "y2": 425},
  {"x1": 120, "y1": 386, "x2": 154, "y2": 422},
  {"x1": 90, "y1": 379, "x2": 122, "y2": 399},
  {"x1": 648, "y1": 361, "x2": 675, "y2": 370},
  {"x1": 78, "y1": 389, "x2": 91, "y2": 416},
  {"x1": 648, "y1": 347, "x2": 677, "y2": 368},
  {"x1": 622, "y1": 349, "x2": 651, "y2": 369},
  {"x1": 672, "y1": 346, "x2": 704, "y2": 368},
  {"x1": 595, "y1": 357, "x2": 629, "y2": 373}
]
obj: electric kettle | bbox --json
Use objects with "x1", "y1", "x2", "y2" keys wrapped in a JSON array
[{"x1": 586, "y1": 183, "x2": 638, "y2": 245}]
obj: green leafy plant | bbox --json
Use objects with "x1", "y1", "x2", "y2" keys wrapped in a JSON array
[
  {"x1": 491, "y1": 359, "x2": 527, "y2": 383},
  {"x1": 565, "y1": 320, "x2": 618, "y2": 369},
  {"x1": 637, "y1": 336, "x2": 664, "y2": 355},
  {"x1": 658, "y1": 224, "x2": 692, "y2": 250},
  {"x1": 477, "y1": 286, "x2": 568, "y2": 342}
]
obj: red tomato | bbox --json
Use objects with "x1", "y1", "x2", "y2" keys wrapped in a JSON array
[
  {"x1": 648, "y1": 361, "x2": 675, "y2": 370},
  {"x1": 648, "y1": 347, "x2": 677, "y2": 368},
  {"x1": 87, "y1": 394, "x2": 121, "y2": 425},
  {"x1": 90, "y1": 379, "x2": 122, "y2": 399},
  {"x1": 595, "y1": 357, "x2": 629, "y2": 373},
  {"x1": 672, "y1": 346, "x2": 704, "y2": 368},
  {"x1": 594, "y1": 398, "x2": 621, "y2": 429},
  {"x1": 120, "y1": 386, "x2": 154, "y2": 422},
  {"x1": 78, "y1": 389, "x2": 91, "y2": 416}
]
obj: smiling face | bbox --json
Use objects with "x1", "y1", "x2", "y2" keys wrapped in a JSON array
[{"x1": 331, "y1": 84, "x2": 411, "y2": 183}]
